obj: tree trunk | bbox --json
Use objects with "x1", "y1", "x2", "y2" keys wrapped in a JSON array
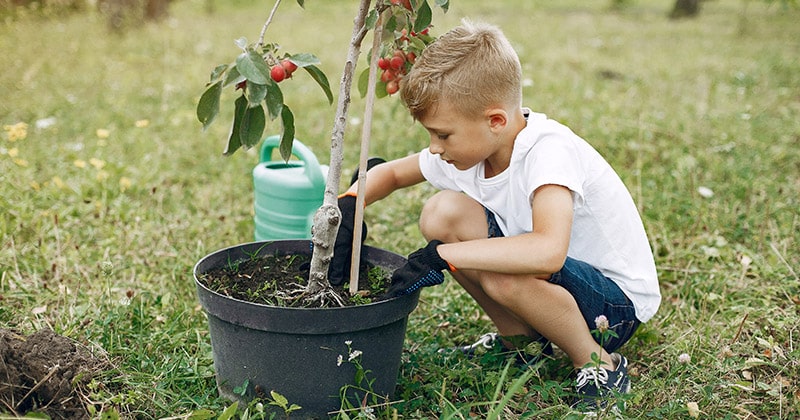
[
  {"x1": 144, "y1": 0, "x2": 169, "y2": 21},
  {"x1": 670, "y1": 0, "x2": 700, "y2": 19},
  {"x1": 307, "y1": 0, "x2": 372, "y2": 294}
]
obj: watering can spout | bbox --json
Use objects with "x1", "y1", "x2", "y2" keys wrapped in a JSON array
[{"x1": 253, "y1": 136, "x2": 328, "y2": 241}]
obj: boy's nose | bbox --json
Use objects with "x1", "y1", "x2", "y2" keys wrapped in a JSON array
[{"x1": 429, "y1": 139, "x2": 444, "y2": 155}]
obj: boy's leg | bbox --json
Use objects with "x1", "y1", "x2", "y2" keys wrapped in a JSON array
[
  {"x1": 419, "y1": 191, "x2": 538, "y2": 341},
  {"x1": 419, "y1": 190, "x2": 614, "y2": 369}
]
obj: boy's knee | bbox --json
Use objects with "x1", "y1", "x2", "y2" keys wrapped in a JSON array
[
  {"x1": 481, "y1": 274, "x2": 551, "y2": 305},
  {"x1": 419, "y1": 191, "x2": 483, "y2": 242},
  {"x1": 480, "y1": 275, "x2": 517, "y2": 303},
  {"x1": 419, "y1": 192, "x2": 456, "y2": 240}
]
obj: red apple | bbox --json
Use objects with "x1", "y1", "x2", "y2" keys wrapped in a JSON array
[{"x1": 270, "y1": 65, "x2": 286, "y2": 82}]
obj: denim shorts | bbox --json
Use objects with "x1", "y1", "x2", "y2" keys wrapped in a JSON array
[{"x1": 485, "y1": 209, "x2": 640, "y2": 353}]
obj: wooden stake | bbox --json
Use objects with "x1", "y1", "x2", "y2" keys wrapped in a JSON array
[{"x1": 349, "y1": 8, "x2": 384, "y2": 295}]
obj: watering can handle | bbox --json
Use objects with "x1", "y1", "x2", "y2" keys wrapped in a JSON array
[{"x1": 259, "y1": 135, "x2": 326, "y2": 190}]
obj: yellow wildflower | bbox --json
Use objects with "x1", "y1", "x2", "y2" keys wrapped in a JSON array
[
  {"x1": 96, "y1": 170, "x2": 110, "y2": 181},
  {"x1": 30, "y1": 181, "x2": 41, "y2": 191},
  {"x1": 13, "y1": 158, "x2": 29, "y2": 167},
  {"x1": 135, "y1": 119, "x2": 150, "y2": 128},
  {"x1": 74, "y1": 159, "x2": 87, "y2": 168},
  {"x1": 119, "y1": 177, "x2": 132, "y2": 192},
  {"x1": 3, "y1": 122, "x2": 28, "y2": 142},
  {"x1": 51, "y1": 176, "x2": 65, "y2": 189},
  {"x1": 89, "y1": 158, "x2": 106, "y2": 170},
  {"x1": 96, "y1": 128, "x2": 110, "y2": 139},
  {"x1": 8, "y1": 148, "x2": 19, "y2": 158}
]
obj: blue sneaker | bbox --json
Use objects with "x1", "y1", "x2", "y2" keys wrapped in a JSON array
[
  {"x1": 573, "y1": 353, "x2": 630, "y2": 415},
  {"x1": 436, "y1": 332, "x2": 499, "y2": 359},
  {"x1": 439, "y1": 332, "x2": 553, "y2": 366}
]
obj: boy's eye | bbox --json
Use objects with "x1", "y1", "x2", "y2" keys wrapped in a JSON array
[{"x1": 436, "y1": 133, "x2": 449, "y2": 140}]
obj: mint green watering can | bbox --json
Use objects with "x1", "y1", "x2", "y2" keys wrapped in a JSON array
[{"x1": 253, "y1": 135, "x2": 328, "y2": 241}]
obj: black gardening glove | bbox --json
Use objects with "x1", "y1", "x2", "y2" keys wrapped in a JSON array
[
  {"x1": 386, "y1": 240, "x2": 451, "y2": 298},
  {"x1": 328, "y1": 194, "x2": 367, "y2": 286},
  {"x1": 328, "y1": 157, "x2": 386, "y2": 286}
]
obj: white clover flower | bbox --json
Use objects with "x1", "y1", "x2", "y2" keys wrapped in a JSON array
[
  {"x1": 687, "y1": 401, "x2": 700, "y2": 418},
  {"x1": 594, "y1": 315, "x2": 609, "y2": 333},
  {"x1": 698, "y1": 186, "x2": 714, "y2": 198},
  {"x1": 100, "y1": 261, "x2": 114, "y2": 276},
  {"x1": 678, "y1": 353, "x2": 691, "y2": 364}
]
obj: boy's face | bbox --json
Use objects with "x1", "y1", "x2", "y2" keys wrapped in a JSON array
[{"x1": 418, "y1": 101, "x2": 502, "y2": 171}]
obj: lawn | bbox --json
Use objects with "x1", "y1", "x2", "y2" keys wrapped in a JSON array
[{"x1": 1, "y1": 0, "x2": 799, "y2": 418}]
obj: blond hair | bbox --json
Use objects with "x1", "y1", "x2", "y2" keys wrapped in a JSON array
[{"x1": 400, "y1": 20, "x2": 522, "y2": 120}]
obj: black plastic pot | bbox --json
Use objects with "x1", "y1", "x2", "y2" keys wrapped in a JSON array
[{"x1": 194, "y1": 240, "x2": 419, "y2": 419}]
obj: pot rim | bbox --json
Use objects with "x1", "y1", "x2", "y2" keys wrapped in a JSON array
[
  {"x1": 193, "y1": 239, "x2": 420, "y2": 333},
  {"x1": 193, "y1": 239, "x2": 413, "y2": 311}
]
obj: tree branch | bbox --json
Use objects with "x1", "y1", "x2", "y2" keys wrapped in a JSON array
[{"x1": 257, "y1": 0, "x2": 283, "y2": 48}]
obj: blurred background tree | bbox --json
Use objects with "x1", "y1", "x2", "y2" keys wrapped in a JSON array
[{"x1": 1, "y1": 0, "x2": 172, "y2": 29}]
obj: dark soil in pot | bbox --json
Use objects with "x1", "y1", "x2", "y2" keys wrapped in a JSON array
[{"x1": 197, "y1": 249, "x2": 391, "y2": 308}]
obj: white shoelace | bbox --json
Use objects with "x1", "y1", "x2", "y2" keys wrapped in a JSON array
[
  {"x1": 576, "y1": 366, "x2": 609, "y2": 389},
  {"x1": 465, "y1": 332, "x2": 497, "y2": 351}
]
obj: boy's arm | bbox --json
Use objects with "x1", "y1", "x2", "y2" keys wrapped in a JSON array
[
  {"x1": 387, "y1": 185, "x2": 575, "y2": 297},
  {"x1": 329, "y1": 153, "x2": 424, "y2": 285},
  {"x1": 437, "y1": 184, "x2": 573, "y2": 275},
  {"x1": 344, "y1": 153, "x2": 425, "y2": 204}
]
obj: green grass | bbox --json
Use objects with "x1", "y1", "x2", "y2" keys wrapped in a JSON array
[{"x1": 2, "y1": 0, "x2": 799, "y2": 418}]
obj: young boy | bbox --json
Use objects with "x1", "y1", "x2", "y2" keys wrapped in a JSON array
[{"x1": 330, "y1": 20, "x2": 660, "y2": 411}]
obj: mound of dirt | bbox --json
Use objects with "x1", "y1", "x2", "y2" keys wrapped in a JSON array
[{"x1": 0, "y1": 328, "x2": 108, "y2": 419}]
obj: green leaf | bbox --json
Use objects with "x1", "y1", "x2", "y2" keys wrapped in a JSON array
[
  {"x1": 359, "y1": 66, "x2": 389, "y2": 99},
  {"x1": 269, "y1": 390, "x2": 289, "y2": 409},
  {"x1": 236, "y1": 50, "x2": 271, "y2": 85},
  {"x1": 435, "y1": 0, "x2": 449, "y2": 12},
  {"x1": 303, "y1": 64, "x2": 333, "y2": 104},
  {"x1": 409, "y1": 35, "x2": 427, "y2": 51},
  {"x1": 375, "y1": 80, "x2": 388, "y2": 98},
  {"x1": 288, "y1": 53, "x2": 321, "y2": 67},
  {"x1": 186, "y1": 409, "x2": 215, "y2": 420},
  {"x1": 384, "y1": 14, "x2": 398, "y2": 34},
  {"x1": 354, "y1": 369, "x2": 365, "y2": 386},
  {"x1": 414, "y1": 0, "x2": 433, "y2": 33},
  {"x1": 222, "y1": 65, "x2": 244, "y2": 88},
  {"x1": 197, "y1": 81, "x2": 222, "y2": 130},
  {"x1": 217, "y1": 401, "x2": 238, "y2": 420},
  {"x1": 209, "y1": 64, "x2": 227, "y2": 82},
  {"x1": 365, "y1": 8, "x2": 378, "y2": 30},
  {"x1": 245, "y1": 82, "x2": 268, "y2": 107},
  {"x1": 264, "y1": 82, "x2": 284, "y2": 120},
  {"x1": 240, "y1": 103, "x2": 266, "y2": 150},
  {"x1": 234, "y1": 37, "x2": 248, "y2": 50},
  {"x1": 279, "y1": 105, "x2": 295, "y2": 162},
  {"x1": 357, "y1": 67, "x2": 370, "y2": 98},
  {"x1": 296, "y1": 0, "x2": 305, "y2": 7},
  {"x1": 223, "y1": 95, "x2": 246, "y2": 156},
  {"x1": 21, "y1": 412, "x2": 51, "y2": 419}
]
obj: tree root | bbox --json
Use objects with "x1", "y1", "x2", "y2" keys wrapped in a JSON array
[
  {"x1": 275, "y1": 282, "x2": 348, "y2": 308},
  {"x1": 301, "y1": 287, "x2": 347, "y2": 308}
]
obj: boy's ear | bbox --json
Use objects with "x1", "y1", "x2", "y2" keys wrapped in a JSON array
[{"x1": 486, "y1": 108, "x2": 508, "y2": 132}]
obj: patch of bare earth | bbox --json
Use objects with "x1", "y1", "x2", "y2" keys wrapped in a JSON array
[{"x1": 0, "y1": 328, "x2": 108, "y2": 419}]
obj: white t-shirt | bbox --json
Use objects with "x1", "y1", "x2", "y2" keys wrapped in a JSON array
[{"x1": 418, "y1": 110, "x2": 661, "y2": 322}]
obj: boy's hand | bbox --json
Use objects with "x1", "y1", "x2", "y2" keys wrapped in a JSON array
[
  {"x1": 386, "y1": 240, "x2": 452, "y2": 298},
  {"x1": 328, "y1": 194, "x2": 367, "y2": 286}
]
